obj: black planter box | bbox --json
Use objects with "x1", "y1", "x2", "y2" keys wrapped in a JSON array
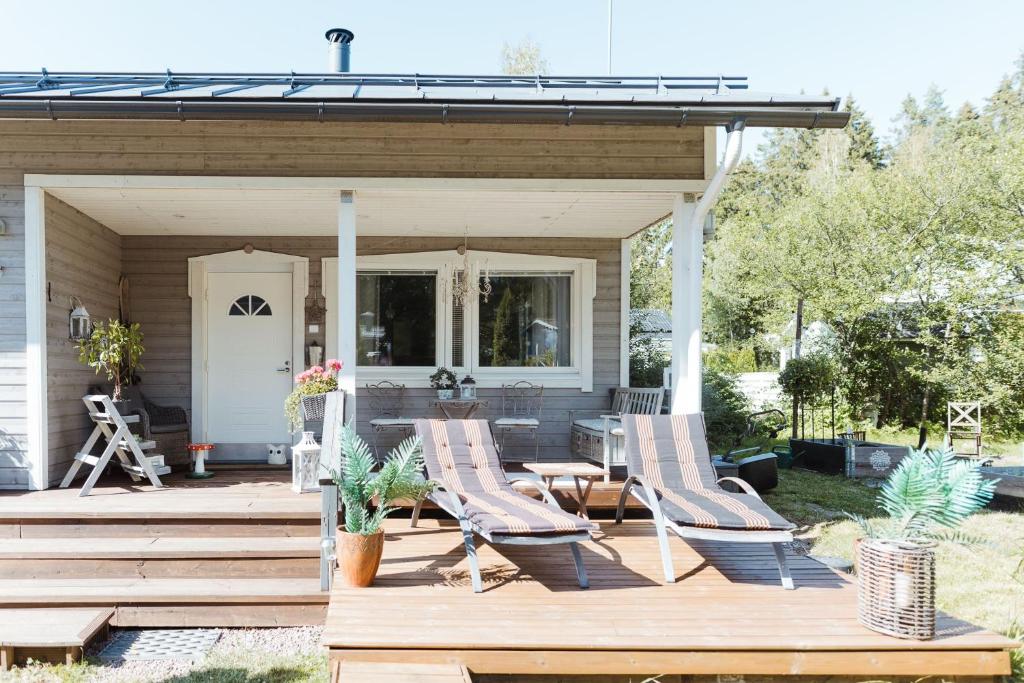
[{"x1": 790, "y1": 438, "x2": 909, "y2": 478}]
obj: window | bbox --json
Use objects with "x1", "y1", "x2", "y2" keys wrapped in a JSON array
[
  {"x1": 357, "y1": 272, "x2": 436, "y2": 366},
  {"x1": 327, "y1": 250, "x2": 595, "y2": 390},
  {"x1": 229, "y1": 295, "x2": 271, "y2": 316},
  {"x1": 478, "y1": 274, "x2": 571, "y2": 367}
]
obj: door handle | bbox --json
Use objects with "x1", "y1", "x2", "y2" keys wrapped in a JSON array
[{"x1": 276, "y1": 360, "x2": 291, "y2": 373}]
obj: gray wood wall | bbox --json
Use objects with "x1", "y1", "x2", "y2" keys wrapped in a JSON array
[
  {"x1": 0, "y1": 181, "x2": 28, "y2": 489},
  {"x1": 2, "y1": 114, "x2": 685, "y2": 487},
  {"x1": 44, "y1": 197, "x2": 124, "y2": 485},
  {"x1": 121, "y1": 235, "x2": 623, "y2": 461}
]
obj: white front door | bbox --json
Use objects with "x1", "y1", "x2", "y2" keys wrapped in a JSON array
[{"x1": 205, "y1": 272, "x2": 293, "y2": 447}]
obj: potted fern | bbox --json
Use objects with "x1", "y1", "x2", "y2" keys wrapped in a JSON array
[
  {"x1": 847, "y1": 446, "x2": 996, "y2": 639},
  {"x1": 331, "y1": 425, "x2": 432, "y2": 587}
]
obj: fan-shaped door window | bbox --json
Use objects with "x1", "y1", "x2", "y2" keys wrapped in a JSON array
[{"x1": 229, "y1": 295, "x2": 272, "y2": 316}]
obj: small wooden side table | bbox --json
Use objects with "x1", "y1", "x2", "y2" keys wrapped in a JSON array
[{"x1": 523, "y1": 462, "x2": 609, "y2": 519}]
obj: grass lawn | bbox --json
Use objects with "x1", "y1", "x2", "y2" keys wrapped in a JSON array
[{"x1": 765, "y1": 467, "x2": 1024, "y2": 680}]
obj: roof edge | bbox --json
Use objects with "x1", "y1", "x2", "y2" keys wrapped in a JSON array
[{"x1": 0, "y1": 99, "x2": 850, "y2": 128}]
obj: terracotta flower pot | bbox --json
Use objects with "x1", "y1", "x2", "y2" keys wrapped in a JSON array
[{"x1": 336, "y1": 528, "x2": 384, "y2": 588}]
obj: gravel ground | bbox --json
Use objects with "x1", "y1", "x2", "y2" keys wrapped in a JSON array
[{"x1": 0, "y1": 626, "x2": 327, "y2": 682}]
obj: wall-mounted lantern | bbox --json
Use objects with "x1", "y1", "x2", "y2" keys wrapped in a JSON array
[{"x1": 69, "y1": 296, "x2": 91, "y2": 341}]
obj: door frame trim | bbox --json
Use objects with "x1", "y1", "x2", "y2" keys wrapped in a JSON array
[{"x1": 187, "y1": 249, "x2": 309, "y2": 443}]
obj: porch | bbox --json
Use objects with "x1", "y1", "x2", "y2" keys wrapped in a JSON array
[
  {"x1": 326, "y1": 519, "x2": 1015, "y2": 680},
  {"x1": 27, "y1": 174, "x2": 704, "y2": 491}
]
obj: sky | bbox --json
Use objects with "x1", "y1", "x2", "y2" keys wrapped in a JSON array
[{"x1": 3, "y1": 0, "x2": 1023, "y2": 153}]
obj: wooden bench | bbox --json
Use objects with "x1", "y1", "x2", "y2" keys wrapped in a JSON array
[
  {"x1": 0, "y1": 607, "x2": 113, "y2": 669},
  {"x1": 332, "y1": 661, "x2": 472, "y2": 683}
]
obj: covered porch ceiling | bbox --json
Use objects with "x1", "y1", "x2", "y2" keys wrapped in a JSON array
[{"x1": 45, "y1": 185, "x2": 678, "y2": 238}]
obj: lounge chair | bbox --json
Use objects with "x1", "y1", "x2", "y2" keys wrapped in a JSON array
[
  {"x1": 412, "y1": 419, "x2": 595, "y2": 593},
  {"x1": 615, "y1": 413, "x2": 797, "y2": 589}
]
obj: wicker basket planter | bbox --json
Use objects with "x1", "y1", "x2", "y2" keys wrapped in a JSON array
[
  {"x1": 300, "y1": 392, "x2": 330, "y2": 422},
  {"x1": 856, "y1": 538, "x2": 936, "y2": 640}
]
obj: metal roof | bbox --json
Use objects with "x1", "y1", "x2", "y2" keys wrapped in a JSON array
[{"x1": 0, "y1": 70, "x2": 849, "y2": 128}]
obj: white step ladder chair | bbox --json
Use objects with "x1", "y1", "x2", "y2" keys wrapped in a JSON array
[{"x1": 59, "y1": 394, "x2": 170, "y2": 497}]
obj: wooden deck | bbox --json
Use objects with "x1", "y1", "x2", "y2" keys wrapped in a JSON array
[
  {"x1": 324, "y1": 519, "x2": 1016, "y2": 679},
  {"x1": 0, "y1": 467, "x2": 633, "y2": 627}
]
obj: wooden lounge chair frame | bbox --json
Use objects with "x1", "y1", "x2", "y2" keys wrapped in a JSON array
[{"x1": 411, "y1": 421, "x2": 590, "y2": 594}]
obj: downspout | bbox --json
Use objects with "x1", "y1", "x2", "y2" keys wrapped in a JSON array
[
  {"x1": 690, "y1": 118, "x2": 745, "y2": 238},
  {"x1": 673, "y1": 118, "x2": 744, "y2": 414}
]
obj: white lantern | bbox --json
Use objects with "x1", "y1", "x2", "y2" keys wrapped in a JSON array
[
  {"x1": 460, "y1": 375, "x2": 477, "y2": 400},
  {"x1": 291, "y1": 431, "x2": 322, "y2": 494},
  {"x1": 69, "y1": 296, "x2": 91, "y2": 340}
]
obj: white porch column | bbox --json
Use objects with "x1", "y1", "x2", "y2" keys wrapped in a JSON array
[
  {"x1": 337, "y1": 191, "x2": 357, "y2": 423},
  {"x1": 671, "y1": 194, "x2": 702, "y2": 415},
  {"x1": 25, "y1": 186, "x2": 48, "y2": 490}
]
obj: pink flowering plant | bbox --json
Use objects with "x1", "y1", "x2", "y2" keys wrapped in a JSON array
[{"x1": 285, "y1": 358, "x2": 343, "y2": 430}]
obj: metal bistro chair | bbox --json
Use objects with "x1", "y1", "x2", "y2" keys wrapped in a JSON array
[
  {"x1": 492, "y1": 381, "x2": 543, "y2": 462},
  {"x1": 366, "y1": 381, "x2": 414, "y2": 460}
]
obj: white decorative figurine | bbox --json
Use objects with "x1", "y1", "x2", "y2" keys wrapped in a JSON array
[{"x1": 267, "y1": 443, "x2": 287, "y2": 466}]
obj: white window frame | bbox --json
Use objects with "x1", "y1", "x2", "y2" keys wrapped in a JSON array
[{"x1": 323, "y1": 250, "x2": 595, "y2": 391}]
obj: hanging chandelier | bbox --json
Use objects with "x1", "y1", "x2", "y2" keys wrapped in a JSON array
[{"x1": 451, "y1": 232, "x2": 492, "y2": 307}]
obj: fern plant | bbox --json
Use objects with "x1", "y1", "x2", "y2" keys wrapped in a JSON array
[
  {"x1": 332, "y1": 425, "x2": 432, "y2": 536},
  {"x1": 847, "y1": 446, "x2": 996, "y2": 544}
]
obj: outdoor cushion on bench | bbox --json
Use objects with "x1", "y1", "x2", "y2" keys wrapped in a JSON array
[
  {"x1": 413, "y1": 418, "x2": 594, "y2": 592},
  {"x1": 616, "y1": 413, "x2": 796, "y2": 588}
]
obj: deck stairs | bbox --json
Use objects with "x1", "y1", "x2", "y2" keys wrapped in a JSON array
[{"x1": 0, "y1": 506, "x2": 327, "y2": 627}]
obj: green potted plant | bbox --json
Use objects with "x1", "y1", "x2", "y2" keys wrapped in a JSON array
[
  {"x1": 76, "y1": 319, "x2": 145, "y2": 411},
  {"x1": 331, "y1": 425, "x2": 432, "y2": 587},
  {"x1": 847, "y1": 446, "x2": 996, "y2": 640},
  {"x1": 285, "y1": 359, "x2": 341, "y2": 431},
  {"x1": 430, "y1": 366, "x2": 457, "y2": 399}
]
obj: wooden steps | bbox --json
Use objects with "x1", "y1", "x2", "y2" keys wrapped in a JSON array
[
  {"x1": 0, "y1": 536, "x2": 320, "y2": 579},
  {"x1": 0, "y1": 607, "x2": 113, "y2": 669},
  {"x1": 0, "y1": 578, "x2": 327, "y2": 627}
]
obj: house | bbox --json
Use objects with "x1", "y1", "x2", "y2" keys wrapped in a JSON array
[
  {"x1": 0, "y1": 31, "x2": 847, "y2": 492},
  {"x1": 0, "y1": 31, "x2": 1017, "y2": 682}
]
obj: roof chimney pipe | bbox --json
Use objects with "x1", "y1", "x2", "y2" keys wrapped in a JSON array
[{"x1": 325, "y1": 28, "x2": 354, "y2": 73}]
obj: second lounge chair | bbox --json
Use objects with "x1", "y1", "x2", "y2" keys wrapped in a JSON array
[
  {"x1": 616, "y1": 413, "x2": 797, "y2": 589},
  {"x1": 412, "y1": 419, "x2": 595, "y2": 593}
]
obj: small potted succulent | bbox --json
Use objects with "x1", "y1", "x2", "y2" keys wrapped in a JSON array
[
  {"x1": 76, "y1": 319, "x2": 145, "y2": 413},
  {"x1": 429, "y1": 367, "x2": 457, "y2": 399},
  {"x1": 846, "y1": 446, "x2": 995, "y2": 640},
  {"x1": 331, "y1": 425, "x2": 432, "y2": 587},
  {"x1": 285, "y1": 359, "x2": 342, "y2": 431}
]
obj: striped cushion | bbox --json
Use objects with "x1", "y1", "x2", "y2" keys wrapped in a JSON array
[
  {"x1": 415, "y1": 419, "x2": 594, "y2": 536},
  {"x1": 622, "y1": 414, "x2": 794, "y2": 532}
]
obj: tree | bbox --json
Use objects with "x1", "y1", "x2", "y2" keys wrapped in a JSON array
[
  {"x1": 630, "y1": 219, "x2": 672, "y2": 312},
  {"x1": 491, "y1": 288, "x2": 518, "y2": 366},
  {"x1": 844, "y1": 94, "x2": 884, "y2": 168},
  {"x1": 500, "y1": 37, "x2": 549, "y2": 75}
]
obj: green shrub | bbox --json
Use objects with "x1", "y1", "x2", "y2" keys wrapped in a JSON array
[
  {"x1": 629, "y1": 335, "x2": 669, "y2": 388},
  {"x1": 703, "y1": 368, "x2": 750, "y2": 450},
  {"x1": 704, "y1": 345, "x2": 758, "y2": 374}
]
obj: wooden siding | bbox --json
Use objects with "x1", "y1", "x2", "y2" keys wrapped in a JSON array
[
  {"x1": 121, "y1": 235, "x2": 622, "y2": 461},
  {"x1": 0, "y1": 115, "x2": 688, "y2": 488},
  {"x1": 45, "y1": 197, "x2": 123, "y2": 485},
  {"x1": 0, "y1": 120, "x2": 704, "y2": 180},
  {"x1": 0, "y1": 182, "x2": 28, "y2": 489}
]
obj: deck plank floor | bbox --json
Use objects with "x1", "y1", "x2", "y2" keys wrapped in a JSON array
[
  {"x1": 324, "y1": 519, "x2": 1015, "y2": 678},
  {"x1": 0, "y1": 467, "x2": 638, "y2": 521}
]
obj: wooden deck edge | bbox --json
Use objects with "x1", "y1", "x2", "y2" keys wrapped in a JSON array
[
  {"x1": 327, "y1": 647, "x2": 1013, "y2": 677},
  {"x1": 114, "y1": 603, "x2": 327, "y2": 627}
]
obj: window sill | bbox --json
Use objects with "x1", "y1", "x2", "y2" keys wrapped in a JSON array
[{"x1": 356, "y1": 367, "x2": 590, "y2": 390}]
